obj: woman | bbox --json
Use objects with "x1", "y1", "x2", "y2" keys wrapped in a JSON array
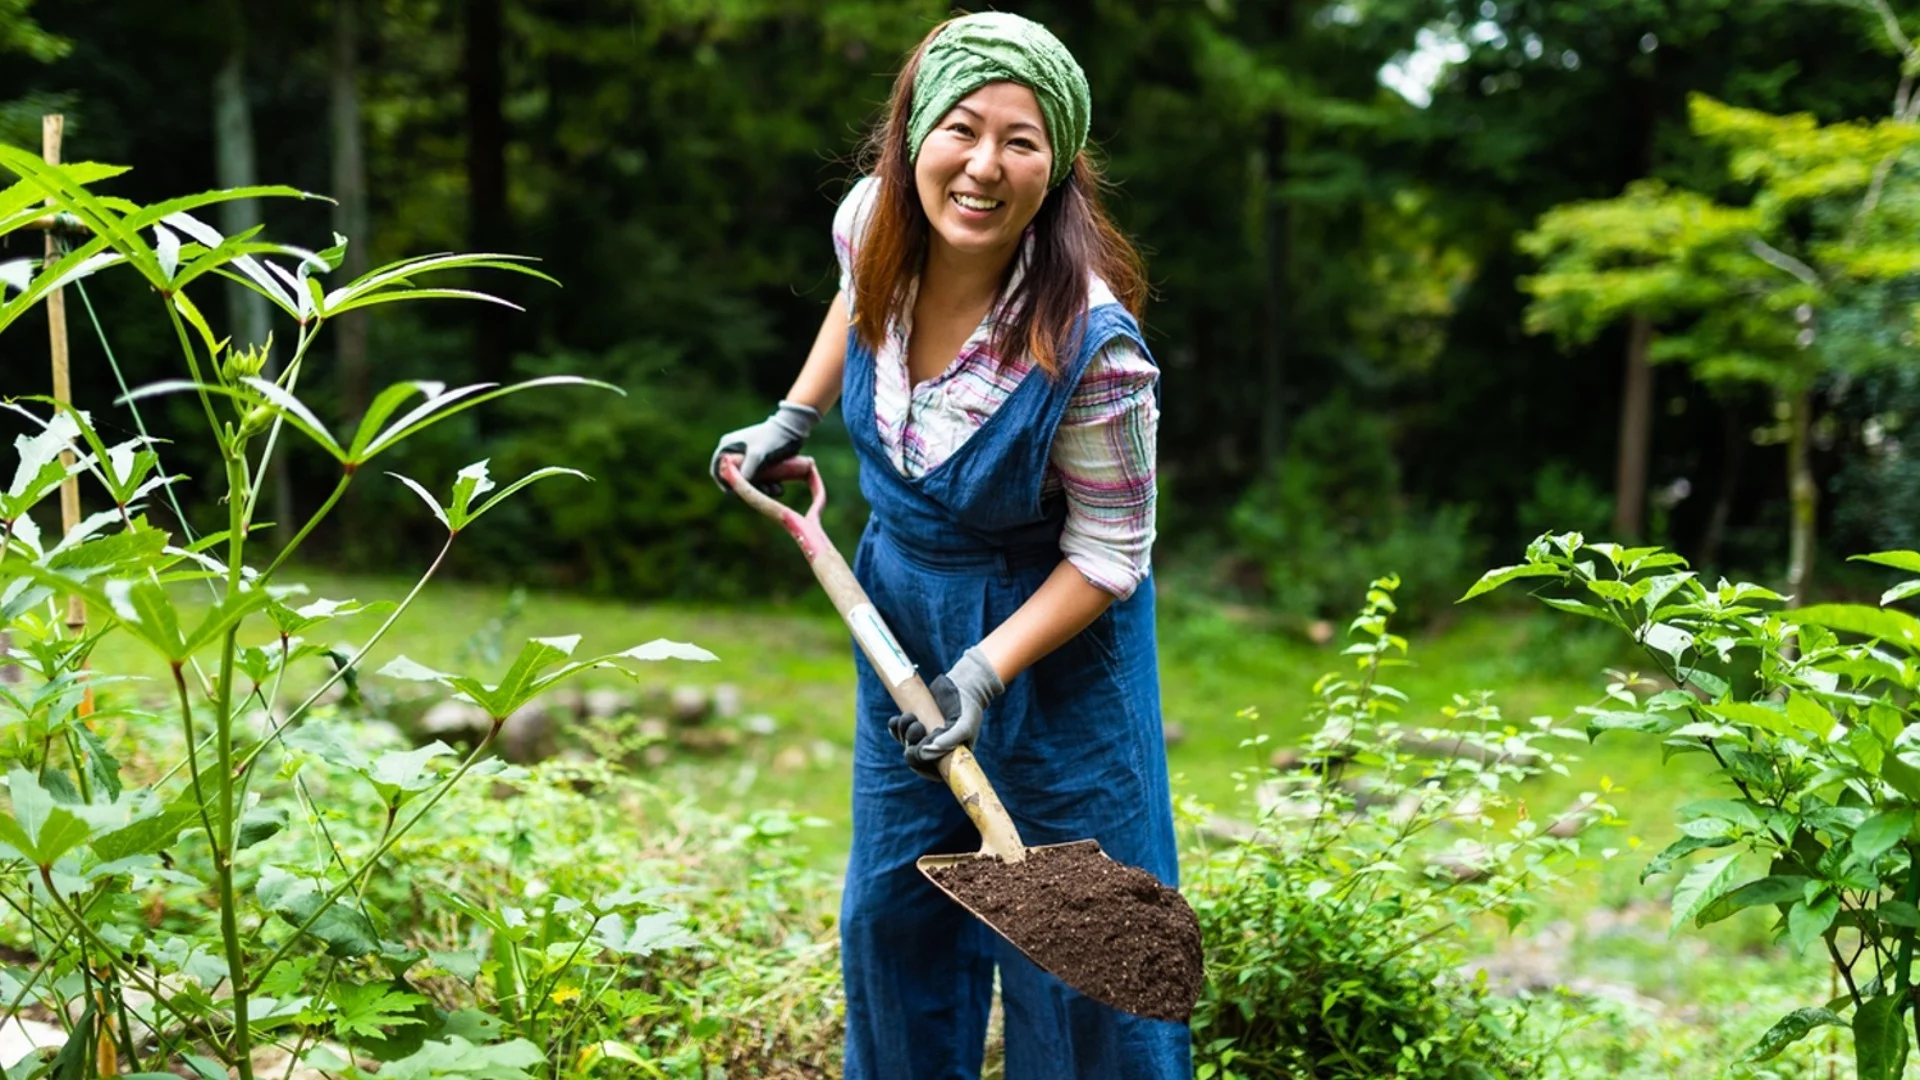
[{"x1": 709, "y1": 12, "x2": 1186, "y2": 1079}]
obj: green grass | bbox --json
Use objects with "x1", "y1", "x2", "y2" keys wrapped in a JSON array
[{"x1": 94, "y1": 567, "x2": 1714, "y2": 872}]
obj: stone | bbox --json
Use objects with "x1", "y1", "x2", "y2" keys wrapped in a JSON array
[
  {"x1": 582, "y1": 688, "x2": 632, "y2": 719},
  {"x1": 772, "y1": 745, "x2": 811, "y2": 774},
  {"x1": 419, "y1": 700, "x2": 489, "y2": 741},
  {"x1": 641, "y1": 745, "x2": 671, "y2": 769},
  {"x1": 498, "y1": 701, "x2": 557, "y2": 764},
  {"x1": 637, "y1": 717, "x2": 670, "y2": 741},
  {"x1": 674, "y1": 727, "x2": 741, "y2": 754},
  {"x1": 742, "y1": 713, "x2": 779, "y2": 737},
  {"x1": 1161, "y1": 722, "x2": 1186, "y2": 748},
  {"x1": 1307, "y1": 619, "x2": 1336, "y2": 645},
  {"x1": 0, "y1": 1017, "x2": 65, "y2": 1067},
  {"x1": 669, "y1": 685, "x2": 711, "y2": 726},
  {"x1": 712, "y1": 683, "x2": 744, "y2": 719}
]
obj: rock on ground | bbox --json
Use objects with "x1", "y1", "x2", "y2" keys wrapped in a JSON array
[{"x1": 0, "y1": 1017, "x2": 63, "y2": 1068}]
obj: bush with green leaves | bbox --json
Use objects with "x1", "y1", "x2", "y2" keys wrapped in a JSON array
[
  {"x1": 1466, "y1": 532, "x2": 1920, "y2": 1080},
  {"x1": 1186, "y1": 576, "x2": 1612, "y2": 1079},
  {"x1": 1228, "y1": 394, "x2": 1482, "y2": 626},
  {"x1": 0, "y1": 151, "x2": 745, "y2": 1079}
]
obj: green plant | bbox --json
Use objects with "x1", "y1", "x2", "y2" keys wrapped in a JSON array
[
  {"x1": 1187, "y1": 575, "x2": 1611, "y2": 1079},
  {"x1": 0, "y1": 152, "x2": 722, "y2": 1079},
  {"x1": 1466, "y1": 532, "x2": 1920, "y2": 1080},
  {"x1": 1228, "y1": 396, "x2": 1483, "y2": 626}
]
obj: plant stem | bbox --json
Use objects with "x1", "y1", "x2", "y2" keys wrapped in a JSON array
[
  {"x1": 235, "y1": 534, "x2": 454, "y2": 777},
  {"x1": 259, "y1": 470, "x2": 351, "y2": 582},
  {"x1": 246, "y1": 714, "x2": 503, "y2": 994},
  {"x1": 242, "y1": 327, "x2": 314, "y2": 526},
  {"x1": 214, "y1": 449, "x2": 255, "y2": 1080}
]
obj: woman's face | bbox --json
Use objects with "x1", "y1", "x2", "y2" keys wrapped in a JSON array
[{"x1": 914, "y1": 81, "x2": 1053, "y2": 268}]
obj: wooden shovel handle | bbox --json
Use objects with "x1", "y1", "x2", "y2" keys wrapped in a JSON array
[{"x1": 720, "y1": 454, "x2": 1027, "y2": 861}]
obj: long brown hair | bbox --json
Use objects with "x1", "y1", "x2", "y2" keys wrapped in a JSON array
[{"x1": 849, "y1": 22, "x2": 1148, "y2": 379}]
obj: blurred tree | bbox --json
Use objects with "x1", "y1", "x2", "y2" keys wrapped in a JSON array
[{"x1": 1521, "y1": 11, "x2": 1920, "y2": 601}]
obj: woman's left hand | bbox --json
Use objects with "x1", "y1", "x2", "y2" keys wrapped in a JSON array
[{"x1": 888, "y1": 646, "x2": 1004, "y2": 780}]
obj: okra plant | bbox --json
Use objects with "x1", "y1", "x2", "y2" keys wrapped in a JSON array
[
  {"x1": 1466, "y1": 533, "x2": 1920, "y2": 1080},
  {"x1": 0, "y1": 149, "x2": 716, "y2": 1079}
]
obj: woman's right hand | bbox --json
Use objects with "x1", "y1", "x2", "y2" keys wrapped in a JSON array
[{"x1": 708, "y1": 401, "x2": 821, "y2": 496}]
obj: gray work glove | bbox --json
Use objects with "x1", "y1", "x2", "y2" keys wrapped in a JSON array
[
  {"x1": 888, "y1": 646, "x2": 1005, "y2": 782},
  {"x1": 709, "y1": 400, "x2": 821, "y2": 496}
]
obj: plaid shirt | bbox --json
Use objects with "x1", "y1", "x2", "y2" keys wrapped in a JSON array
[{"x1": 834, "y1": 178, "x2": 1158, "y2": 599}]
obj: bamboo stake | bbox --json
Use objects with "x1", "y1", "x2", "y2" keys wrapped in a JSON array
[{"x1": 43, "y1": 115, "x2": 83, "y2": 639}]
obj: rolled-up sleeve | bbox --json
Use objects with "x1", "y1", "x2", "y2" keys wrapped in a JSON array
[{"x1": 1052, "y1": 338, "x2": 1159, "y2": 600}]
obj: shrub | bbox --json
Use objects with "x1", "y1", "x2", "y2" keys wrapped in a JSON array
[
  {"x1": 1187, "y1": 576, "x2": 1609, "y2": 1079},
  {"x1": 1229, "y1": 395, "x2": 1482, "y2": 625},
  {"x1": 1465, "y1": 532, "x2": 1920, "y2": 1080}
]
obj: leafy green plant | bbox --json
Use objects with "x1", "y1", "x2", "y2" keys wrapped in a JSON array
[
  {"x1": 0, "y1": 151, "x2": 722, "y2": 1079},
  {"x1": 1187, "y1": 576, "x2": 1612, "y2": 1079},
  {"x1": 1466, "y1": 532, "x2": 1920, "y2": 1080},
  {"x1": 1228, "y1": 396, "x2": 1482, "y2": 626}
]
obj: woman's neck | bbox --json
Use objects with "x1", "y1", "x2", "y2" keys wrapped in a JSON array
[{"x1": 920, "y1": 236, "x2": 1017, "y2": 313}]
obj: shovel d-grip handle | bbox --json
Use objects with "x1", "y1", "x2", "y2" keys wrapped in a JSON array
[{"x1": 720, "y1": 454, "x2": 1028, "y2": 863}]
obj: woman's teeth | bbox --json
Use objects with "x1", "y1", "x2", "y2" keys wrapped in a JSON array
[{"x1": 953, "y1": 194, "x2": 1001, "y2": 211}]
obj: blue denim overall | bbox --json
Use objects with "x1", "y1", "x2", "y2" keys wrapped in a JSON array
[{"x1": 838, "y1": 302, "x2": 1191, "y2": 1079}]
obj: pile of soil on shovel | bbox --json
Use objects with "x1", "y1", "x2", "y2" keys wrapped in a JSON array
[{"x1": 926, "y1": 841, "x2": 1202, "y2": 1022}]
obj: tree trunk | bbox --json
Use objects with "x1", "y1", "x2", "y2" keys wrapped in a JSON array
[
  {"x1": 1612, "y1": 314, "x2": 1654, "y2": 539},
  {"x1": 1699, "y1": 395, "x2": 1745, "y2": 569},
  {"x1": 212, "y1": 8, "x2": 292, "y2": 532},
  {"x1": 464, "y1": 0, "x2": 509, "y2": 383},
  {"x1": 331, "y1": 0, "x2": 370, "y2": 419},
  {"x1": 1785, "y1": 387, "x2": 1816, "y2": 607},
  {"x1": 1253, "y1": 1, "x2": 1294, "y2": 472}
]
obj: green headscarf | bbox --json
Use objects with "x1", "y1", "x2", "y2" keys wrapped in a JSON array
[{"x1": 906, "y1": 12, "x2": 1091, "y2": 188}]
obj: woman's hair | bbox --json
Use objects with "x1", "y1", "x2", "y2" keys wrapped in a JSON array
[{"x1": 849, "y1": 22, "x2": 1148, "y2": 379}]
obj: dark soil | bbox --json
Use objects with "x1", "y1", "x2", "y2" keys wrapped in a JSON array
[{"x1": 924, "y1": 840, "x2": 1203, "y2": 1023}]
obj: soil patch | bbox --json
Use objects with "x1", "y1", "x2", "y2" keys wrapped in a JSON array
[{"x1": 924, "y1": 840, "x2": 1202, "y2": 1022}]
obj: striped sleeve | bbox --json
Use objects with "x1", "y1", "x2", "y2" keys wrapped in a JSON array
[
  {"x1": 1052, "y1": 337, "x2": 1159, "y2": 600},
  {"x1": 833, "y1": 176, "x2": 879, "y2": 299}
]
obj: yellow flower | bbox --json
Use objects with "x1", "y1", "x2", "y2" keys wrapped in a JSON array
[{"x1": 549, "y1": 985, "x2": 581, "y2": 1006}]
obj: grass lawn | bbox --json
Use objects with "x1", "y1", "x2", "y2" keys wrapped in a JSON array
[{"x1": 92, "y1": 566, "x2": 1711, "y2": 866}]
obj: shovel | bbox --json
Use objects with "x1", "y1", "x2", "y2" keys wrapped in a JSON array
[{"x1": 720, "y1": 453, "x2": 1202, "y2": 1022}]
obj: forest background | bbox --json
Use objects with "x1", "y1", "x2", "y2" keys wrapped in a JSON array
[{"x1": 6, "y1": 0, "x2": 1915, "y2": 617}]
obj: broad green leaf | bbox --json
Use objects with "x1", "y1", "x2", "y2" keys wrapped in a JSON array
[
  {"x1": 619, "y1": 640, "x2": 719, "y2": 663},
  {"x1": 1883, "y1": 753, "x2": 1920, "y2": 802},
  {"x1": 377, "y1": 656, "x2": 454, "y2": 684},
  {"x1": 237, "y1": 805, "x2": 289, "y2": 850},
  {"x1": 1853, "y1": 810, "x2": 1915, "y2": 860},
  {"x1": 257, "y1": 865, "x2": 379, "y2": 958},
  {"x1": 1744, "y1": 1007, "x2": 1845, "y2": 1062},
  {"x1": 1795, "y1": 604, "x2": 1920, "y2": 653},
  {"x1": 1669, "y1": 853, "x2": 1741, "y2": 935},
  {"x1": 1642, "y1": 835, "x2": 1734, "y2": 883},
  {"x1": 1537, "y1": 595, "x2": 1627, "y2": 628},
  {"x1": 1855, "y1": 992, "x2": 1910, "y2": 1080},
  {"x1": 1853, "y1": 552, "x2": 1920, "y2": 575},
  {"x1": 377, "y1": 1036, "x2": 544, "y2": 1080},
  {"x1": 1457, "y1": 562, "x2": 1562, "y2": 602},
  {"x1": 1787, "y1": 894, "x2": 1840, "y2": 953},
  {"x1": 1696, "y1": 874, "x2": 1807, "y2": 927},
  {"x1": 1879, "y1": 900, "x2": 1920, "y2": 929},
  {"x1": 364, "y1": 744, "x2": 455, "y2": 806},
  {"x1": 1707, "y1": 701, "x2": 1794, "y2": 737},
  {"x1": 1786, "y1": 692, "x2": 1839, "y2": 736},
  {"x1": 328, "y1": 981, "x2": 428, "y2": 1040}
]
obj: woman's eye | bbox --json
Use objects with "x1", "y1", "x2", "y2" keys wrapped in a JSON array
[
  {"x1": 947, "y1": 122, "x2": 974, "y2": 137},
  {"x1": 1012, "y1": 138, "x2": 1041, "y2": 151}
]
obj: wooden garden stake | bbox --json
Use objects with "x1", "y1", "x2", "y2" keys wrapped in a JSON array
[{"x1": 42, "y1": 115, "x2": 85, "y2": 640}]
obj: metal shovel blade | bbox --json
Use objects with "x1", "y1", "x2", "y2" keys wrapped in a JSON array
[{"x1": 916, "y1": 841, "x2": 1126, "y2": 1006}]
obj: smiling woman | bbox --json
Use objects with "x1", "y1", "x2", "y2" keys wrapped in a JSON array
[{"x1": 705, "y1": 12, "x2": 1181, "y2": 1080}]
